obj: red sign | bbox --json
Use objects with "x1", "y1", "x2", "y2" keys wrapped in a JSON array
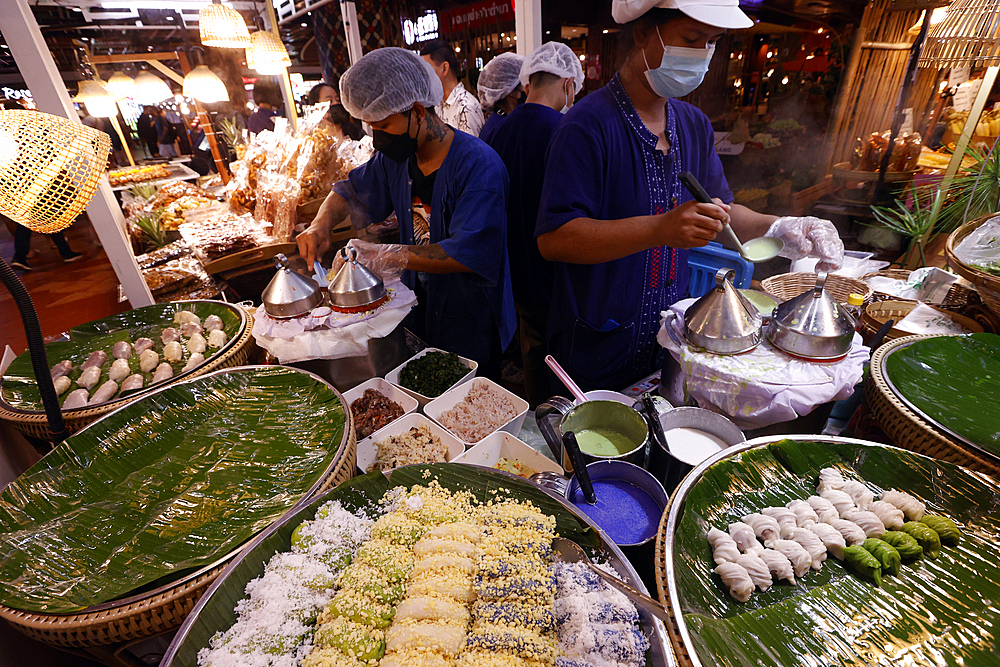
[{"x1": 441, "y1": 0, "x2": 514, "y2": 34}]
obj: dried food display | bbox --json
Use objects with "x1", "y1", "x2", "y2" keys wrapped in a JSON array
[{"x1": 108, "y1": 164, "x2": 171, "y2": 187}]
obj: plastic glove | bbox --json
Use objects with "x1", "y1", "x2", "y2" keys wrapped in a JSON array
[
  {"x1": 765, "y1": 216, "x2": 845, "y2": 272},
  {"x1": 327, "y1": 238, "x2": 408, "y2": 284}
]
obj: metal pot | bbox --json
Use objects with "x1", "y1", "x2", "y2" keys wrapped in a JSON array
[
  {"x1": 765, "y1": 271, "x2": 857, "y2": 360},
  {"x1": 565, "y1": 460, "x2": 668, "y2": 547},
  {"x1": 646, "y1": 405, "x2": 745, "y2": 495},
  {"x1": 684, "y1": 268, "x2": 762, "y2": 354},
  {"x1": 535, "y1": 396, "x2": 648, "y2": 471},
  {"x1": 327, "y1": 246, "x2": 387, "y2": 312},
  {"x1": 261, "y1": 253, "x2": 325, "y2": 319}
]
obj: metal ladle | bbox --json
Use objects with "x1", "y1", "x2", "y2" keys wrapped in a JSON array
[
  {"x1": 552, "y1": 537, "x2": 672, "y2": 623},
  {"x1": 679, "y1": 171, "x2": 784, "y2": 263}
]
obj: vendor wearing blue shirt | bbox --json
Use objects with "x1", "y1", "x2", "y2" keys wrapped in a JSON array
[
  {"x1": 536, "y1": 0, "x2": 845, "y2": 390},
  {"x1": 477, "y1": 52, "x2": 526, "y2": 145},
  {"x1": 297, "y1": 48, "x2": 515, "y2": 375},
  {"x1": 483, "y1": 42, "x2": 584, "y2": 407}
]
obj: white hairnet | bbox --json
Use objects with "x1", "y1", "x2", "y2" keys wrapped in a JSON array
[
  {"x1": 339, "y1": 47, "x2": 444, "y2": 123},
  {"x1": 519, "y1": 42, "x2": 585, "y2": 95},
  {"x1": 477, "y1": 52, "x2": 525, "y2": 109}
]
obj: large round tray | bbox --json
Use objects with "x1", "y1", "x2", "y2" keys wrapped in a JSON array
[
  {"x1": 655, "y1": 434, "x2": 1000, "y2": 667},
  {"x1": 0, "y1": 300, "x2": 255, "y2": 440},
  {"x1": 0, "y1": 365, "x2": 356, "y2": 649},
  {"x1": 161, "y1": 463, "x2": 674, "y2": 667},
  {"x1": 868, "y1": 334, "x2": 1000, "y2": 478},
  {"x1": 946, "y1": 214, "x2": 1000, "y2": 320}
]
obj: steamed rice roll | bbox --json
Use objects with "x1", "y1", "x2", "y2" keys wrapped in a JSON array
[
  {"x1": 761, "y1": 507, "x2": 798, "y2": 539},
  {"x1": 714, "y1": 561, "x2": 753, "y2": 602},
  {"x1": 807, "y1": 495, "x2": 839, "y2": 523},
  {"x1": 881, "y1": 489, "x2": 925, "y2": 521},
  {"x1": 735, "y1": 552, "x2": 772, "y2": 591},
  {"x1": 727, "y1": 522, "x2": 758, "y2": 552},
  {"x1": 786, "y1": 499, "x2": 819, "y2": 527},
  {"x1": 707, "y1": 527, "x2": 741, "y2": 565}
]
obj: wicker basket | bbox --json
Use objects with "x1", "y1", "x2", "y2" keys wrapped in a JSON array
[
  {"x1": 761, "y1": 272, "x2": 873, "y2": 306},
  {"x1": 861, "y1": 268, "x2": 978, "y2": 311},
  {"x1": 946, "y1": 215, "x2": 1000, "y2": 320},
  {"x1": 654, "y1": 499, "x2": 694, "y2": 667},
  {"x1": 0, "y1": 406, "x2": 357, "y2": 649},
  {"x1": 0, "y1": 306, "x2": 257, "y2": 441},
  {"x1": 860, "y1": 300, "x2": 984, "y2": 345},
  {"x1": 867, "y1": 335, "x2": 1000, "y2": 479}
]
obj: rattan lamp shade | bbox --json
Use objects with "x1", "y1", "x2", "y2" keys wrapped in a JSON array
[
  {"x1": 133, "y1": 71, "x2": 172, "y2": 103},
  {"x1": 247, "y1": 31, "x2": 292, "y2": 74},
  {"x1": 76, "y1": 80, "x2": 118, "y2": 118},
  {"x1": 106, "y1": 71, "x2": 136, "y2": 100},
  {"x1": 199, "y1": 3, "x2": 251, "y2": 49},
  {"x1": 0, "y1": 110, "x2": 111, "y2": 233},
  {"x1": 182, "y1": 65, "x2": 230, "y2": 103},
  {"x1": 919, "y1": 0, "x2": 1000, "y2": 67}
]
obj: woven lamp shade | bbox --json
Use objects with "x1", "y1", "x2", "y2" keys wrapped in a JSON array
[
  {"x1": 0, "y1": 110, "x2": 111, "y2": 234},
  {"x1": 106, "y1": 71, "x2": 135, "y2": 100},
  {"x1": 76, "y1": 80, "x2": 118, "y2": 118},
  {"x1": 247, "y1": 31, "x2": 291, "y2": 74},
  {"x1": 919, "y1": 0, "x2": 1000, "y2": 68},
  {"x1": 199, "y1": 3, "x2": 251, "y2": 48},
  {"x1": 133, "y1": 71, "x2": 172, "y2": 103},
  {"x1": 182, "y1": 65, "x2": 230, "y2": 103}
]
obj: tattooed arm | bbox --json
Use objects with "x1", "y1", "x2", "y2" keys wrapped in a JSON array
[{"x1": 405, "y1": 243, "x2": 472, "y2": 273}]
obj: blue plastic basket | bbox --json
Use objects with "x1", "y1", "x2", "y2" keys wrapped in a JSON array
[{"x1": 686, "y1": 242, "x2": 754, "y2": 298}]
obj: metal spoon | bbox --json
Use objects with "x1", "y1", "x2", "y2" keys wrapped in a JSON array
[
  {"x1": 552, "y1": 537, "x2": 672, "y2": 623},
  {"x1": 678, "y1": 171, "x2": 784, "y2": 263}
]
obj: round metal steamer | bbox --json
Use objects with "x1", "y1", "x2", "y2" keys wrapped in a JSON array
[
  {"x1": 0, "y1": 301, "x2": 255, "y2": 439},
  {"x1": 0, "y1": 366, "x2": 357, "y2": 650},
  {"x1": 683, "y1": 268, "x2": 762, "y2": 355},
  {"x1": 765, "y1": 272, "x2": 856, "y2": 360},
  {"x1": 262, "y1": 253, "x2": 325, "y2": 318},
  {"x1": 327, "y1": 245, "x2": 387, "y2": 312}
]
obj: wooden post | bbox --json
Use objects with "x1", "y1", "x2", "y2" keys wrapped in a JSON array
[{"x1": 109, "y1": 115, "x2": 136, "y2": 167}]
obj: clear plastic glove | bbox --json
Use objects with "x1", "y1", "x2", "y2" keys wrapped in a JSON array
[
  {"x1": 327, "y1": 238, "x2": 408, "y2": 284},
  {"x1": 765, "y1": 216, "x2": 845, "y2": 272}
]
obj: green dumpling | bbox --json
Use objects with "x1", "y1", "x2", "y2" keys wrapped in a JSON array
[
  {"x1": 920, "y1": 515, "x2": 961, "y2": 546},
  {"x1": 842, "y1": 545, "x2": 882, "y2": 587},
  {"x1": 863, "y1": 538, "x2": 901, "y2": 576},
  {"x1": 901, "y1": 521, "x2": 941, "y2": 558},
  {"x1": 882, "y1": 531, "x2": 923, "y2": 560}
]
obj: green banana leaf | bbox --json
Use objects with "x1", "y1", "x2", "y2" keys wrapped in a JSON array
[
  {"x1": 0, "y1": 366, "x2": 346, "y2": 613},
  {"x1": 161, "y1": 464, "x2": 623, "y2": 667},
  {"x1": 0, "y1": 301, "x2": 244, "y2": 412},
  {"x1": 668, "y1": 438, "x2": 1000, "y2": 667},
  {"x1": 884, "y1": 333, "x2": 1000, "y2": 455}
]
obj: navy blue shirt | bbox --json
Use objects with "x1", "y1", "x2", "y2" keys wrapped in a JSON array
[
  {"x1": 479, "y1": 111, "x2": 507, "y2": 146},
  {"x1": 333, "y1": 131, "x2": 516, "y2": 365},
  {"x1": 248, "y1": 108, "x2": 279, "y2": 134},
  {"x1": 536, "y1": 74, "x2": 733, "y2": 390},
  {"x1": 482, "y1": 103, "x2": 562, "y2": 305}
]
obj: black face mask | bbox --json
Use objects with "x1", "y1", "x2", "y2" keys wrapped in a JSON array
[{"x1": 372, "y1": 110, "x2": 420, "y2": 164}]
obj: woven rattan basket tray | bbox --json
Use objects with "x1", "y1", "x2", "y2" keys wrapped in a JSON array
[
  {"x1": 861, "y1": 269, "x2": 977, "y2": 311},
  {"x1": 761, "y1": 272, "x2": 873, "y2": 306},
  {"x1": 867, "y1": 335, "x2": 1000, "y2": 479},
  {"x1": 0, "y1": 368, "x2": 357, "y2": 650},
  {"x1": 860, "y1": 300, "x2": 984, "y2": 345},
  {"x1": 946, "y1": 215, "x2": 1000, "y2": 320},
  {"x1": 0, "y1": 302, "x2": 256, "y2": 440}
]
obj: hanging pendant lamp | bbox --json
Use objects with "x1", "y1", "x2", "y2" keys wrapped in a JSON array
[
  {"x1": 246, "y1": 30, "x2": 292, "y2": 75},
  {"x1": 133, "y1": 71, "x2": 173, "y2": 103},
  {"x1": 183, "y1": 65, "x2": 230, "y2": 103},
  {"x1": 75, "y1": 79, "x2": 119, "y2": 118},
  {"x1": 106, "y1": 71, "x2": 135, "y2": 100},
  {"x1": 200, "y1": 2, "x2": 251, "y2": 49}
]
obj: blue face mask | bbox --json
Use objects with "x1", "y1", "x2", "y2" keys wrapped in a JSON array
[{"x1": 643, "y1": 29, "x2": 716, "y2": 99}]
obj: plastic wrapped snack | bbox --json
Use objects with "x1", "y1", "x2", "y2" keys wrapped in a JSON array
[
  {"x1": 255, "y1": 170, "x2": 302, "y2": 242},
  {"x1": 955, "y1": 214, "x2": 1000, "y2": 275}
]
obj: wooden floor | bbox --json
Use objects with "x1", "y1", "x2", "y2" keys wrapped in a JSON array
[{"x1": 1, "y1": 218, "x2": 128, "y2": 354}]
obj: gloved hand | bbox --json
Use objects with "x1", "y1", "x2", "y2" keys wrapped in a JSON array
[
  {"x1": 327, "y1": 238, "x2": 408, "y2": 283},
  {"x1": 764, "y1": 216, "x2": 845, "y2": 272}
]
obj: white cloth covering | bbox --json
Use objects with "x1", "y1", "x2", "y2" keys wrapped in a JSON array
[{"x1": 657, "y1": 299, "x2": 869, "y2": 429}]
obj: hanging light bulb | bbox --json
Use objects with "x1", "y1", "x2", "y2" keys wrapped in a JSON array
[
  {"x1": 105, "y1": 71, "x2": 135, "y2": 100},
  {"x1": 183, "y1": 65, "x2": 230, "y2": 103},
  {"x1": 75, "y1": 79, "x2": 119, "y2": 118},
  {"x1": 133, "y1": 71, "x2": 172, "y2": 103},
  {"x1": 246, "y1": 30, "x2": 291, "y2": 75},
  {"x1": 199, "y1": 3, "x2": 251, "y2": 48}
]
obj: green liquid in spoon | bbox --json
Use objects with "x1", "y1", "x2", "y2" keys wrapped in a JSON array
[{"x1": 575, "y1": 428, "x2": 637, "y2": 457}]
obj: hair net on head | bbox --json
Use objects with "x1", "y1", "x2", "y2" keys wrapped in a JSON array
[
  {"x1": 477, "y1": 52, "x2": 526, "y2": 109},
  {"x1": 519, "y1": 42, "x2": 585, "y2": 95},
  {"x1": 339, "y1": 47, "x2": 444, "y2": 123}
]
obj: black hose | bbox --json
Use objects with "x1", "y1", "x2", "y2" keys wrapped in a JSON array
[{"x1": 0, "y1": 256, "x2": 68, "y2": 442}]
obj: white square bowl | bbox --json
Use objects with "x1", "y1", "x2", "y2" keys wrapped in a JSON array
[
  {"x1": 342, "y1": 378, "x2": 420, "y2": 451},
  {"x1": 356, "y1": 412, "x2": 465, "y2": 474},
  {"x1": 451, "y1": 431, "x2": 563, "y2": 477},
  {"x1": 384, "y1": 347, "x2": 477, "y2": 406},
  {"x1": 424, "y1": 377, "x2": 529, "y2": 446}
]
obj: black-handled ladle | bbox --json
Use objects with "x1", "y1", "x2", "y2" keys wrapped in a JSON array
[{"x1": 564, "y1": 431, "x2": 596, "y2": 504}]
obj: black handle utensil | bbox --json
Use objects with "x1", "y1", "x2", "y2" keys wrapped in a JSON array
[{"x1": 563, "y1": 431, "x2": 596, "y2": 504}]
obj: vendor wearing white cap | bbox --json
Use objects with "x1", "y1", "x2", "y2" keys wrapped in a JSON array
[
  {"x1": 477, "y1": 52, "x2": 526, "y2": 144},
  {"x1": 297, "y1": 47, "x2": 515, "y2": 375},
  {"x1": 535, "y1": 0, "x2": 845, "y2": 390},
  {"x1": 482, "y1": 42, "x2": 584, "y2": 407}
]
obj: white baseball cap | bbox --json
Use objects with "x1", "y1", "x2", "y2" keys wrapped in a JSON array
[{"x1": 612, "y1": 0, "x2": 754, "y2": 29}]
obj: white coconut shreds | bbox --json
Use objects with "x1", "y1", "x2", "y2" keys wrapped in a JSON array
[
  {"x1": 197, "y1": 501, "x2": 375, "y2": 667},
  {"x1": 552, "y1": 562, "x2": 650, "y2": 667}
]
